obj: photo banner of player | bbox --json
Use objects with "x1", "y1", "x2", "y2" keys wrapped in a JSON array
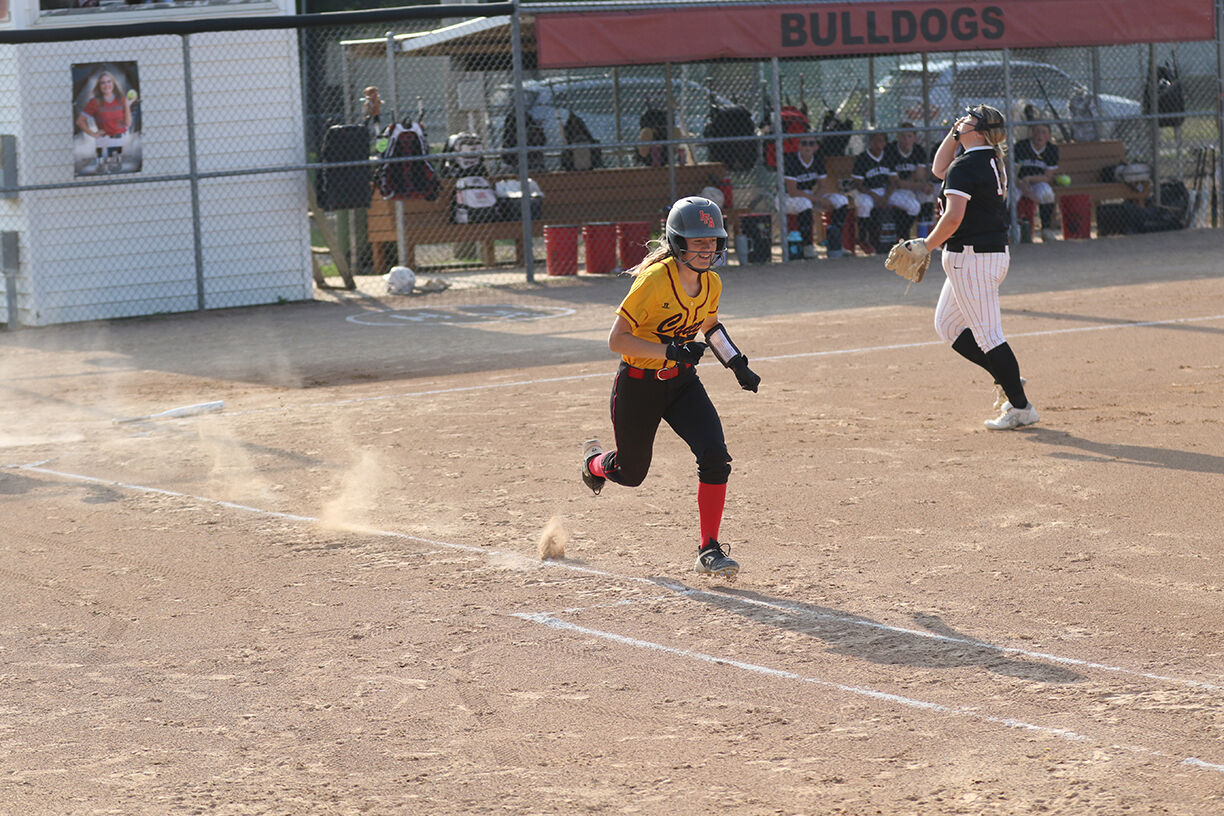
[
  {"x1": 535, "y1": 0, "x2": 1216, "y2": 68},
  {"x1": 72, "y1": 61, "x2": 143, "y2": 178}
]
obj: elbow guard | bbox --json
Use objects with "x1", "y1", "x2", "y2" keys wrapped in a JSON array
[{"x1": 705, "y1": 322, "x2": 743, "y2": 367}]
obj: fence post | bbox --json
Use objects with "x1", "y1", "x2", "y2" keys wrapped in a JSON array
[
  {"x1": 384, "y1": 32, "x2": 409, "y2": 268},
  {"x1": 1003, "y1": 49, "x2": 1019, "y2": 245},
  {"x1": 0, "y1": 135, "x2": 15, "y2": 200},
  {"x1": 1148, "y1": 43, "x2": 1162, "y2": 207},
  {"x1": 182, "y1": 34, "x2": 206, "y2": 311},
  {"x1": 920, "y1": 52, "x2": 930, "y2": 136},
  {"x1": 665, "y1": 61, "x2": 677, "y2": 202},
  {"x1": 771, "y1": 57, "x2": 785, "y2": 259},
  {"x1": 510, "y1": 0, "x2": 534, "y2": 282},
  {"x1": 2, "y1": 231, "x2": 18, "y2": 330},
  {"x1": 1217, "y1": 0, "x2": 1224, "y2": 226}
]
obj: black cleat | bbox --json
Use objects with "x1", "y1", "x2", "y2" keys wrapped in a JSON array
[
  {"x1": 581, "y1": 439, "x2": 606, "y2": 496},
  {"x1": 694, "y1": 539, "x2": 739, "y2": 581}
]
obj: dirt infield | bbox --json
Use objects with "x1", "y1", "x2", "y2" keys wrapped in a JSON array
[{"x1": 2, "y1": 229, "x2": 1223, "y2": 815}]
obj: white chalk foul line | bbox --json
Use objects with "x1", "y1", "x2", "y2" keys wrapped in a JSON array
[
  {"x1": 515, "y1": 611, "x2": 1224, "y2": 775},
  {"x1": 11, "y1": 461, "x2": 1224, "y2": 700},
  {"x1": 12, "y1": 462, "x2": 1224, "y2": 772},
  {"x1": 210, "y1": 312, "x2": 1224, "y2": 416}
]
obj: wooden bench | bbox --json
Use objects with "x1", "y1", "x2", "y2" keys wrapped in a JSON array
[
  {"x1": 367, "y1": 162, "x2": 730, "y2": 272},
  {"x1": 1040, "y1": 139, "x2": 1147, "y2": 207}
]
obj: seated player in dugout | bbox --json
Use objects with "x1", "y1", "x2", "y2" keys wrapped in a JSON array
[
  {"x1": 884, "y1": 122, "x2": 937, "y2": 239},
  {"x1": 1014, "y1": 121, "x2": 1061, "y2": 242},
  {"x1": 781, "y1": 133, "x2": 852, "y2": 259},
  {"x1": 850, "y1": 129, "x2": 899, "y2": 254},
  {"x1": 580, "y1": 196, "x2": 761, "y2": 582}
]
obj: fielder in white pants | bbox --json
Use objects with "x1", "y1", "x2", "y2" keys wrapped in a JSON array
[{"x1": 925, "y1": 104, "x2": 1038, "y2": 430}]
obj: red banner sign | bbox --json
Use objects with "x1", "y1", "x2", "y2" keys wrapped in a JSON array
[{"x1": 536, "y1": 0, "x2": 1216, "y2": 69}]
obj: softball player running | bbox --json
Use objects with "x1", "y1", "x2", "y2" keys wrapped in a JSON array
[
  {"x1": 581, "y1": 196, "x2": 761, "y2": 580},
  {"x1": 924, "y1": 104, "x2": 1038, "y2": 430}
]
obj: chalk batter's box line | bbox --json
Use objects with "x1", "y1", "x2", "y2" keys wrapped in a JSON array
[{"x1": 9, "y1": 461, "x2": 1223, "y2": 702}]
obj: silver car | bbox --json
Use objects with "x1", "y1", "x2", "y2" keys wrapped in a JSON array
[{"x1": 869, "y1": 59, "x2": 1143, "y2": 143}]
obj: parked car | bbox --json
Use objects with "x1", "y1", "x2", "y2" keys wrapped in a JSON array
[
  {"x1": 488, "y1": 76, "x2": 737, "y2": 164},
  {"x1": 865, "y1": 59, "x2": 1143, "y2": 144}
]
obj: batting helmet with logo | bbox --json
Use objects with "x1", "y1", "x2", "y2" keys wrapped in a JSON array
[{"x1": 665, "y1": 196, "x2": 727, "y2": 265}]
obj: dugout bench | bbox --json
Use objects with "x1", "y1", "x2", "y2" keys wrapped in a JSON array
[
  {"x1": 367, "y1": 162, "x2": 730, "y2": 273},
  {"x1": 800, "y1": 140, "x2": 1146, "y2": 248}
]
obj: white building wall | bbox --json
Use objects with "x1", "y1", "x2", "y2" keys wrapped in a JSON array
[
  {"x1": 5, "y1": 20, "x2": 310, "y2": 326},
  {"x1": 0, "y1": 44, "x2": 27, "y2": 319}
]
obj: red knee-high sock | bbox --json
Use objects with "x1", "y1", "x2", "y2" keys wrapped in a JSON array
[
  {"x1": 697, "y1": 482, "x2": 727, "y2": 550},
  {"x1": 587, "y1": 452, "x2": 607, "y2": 478}
]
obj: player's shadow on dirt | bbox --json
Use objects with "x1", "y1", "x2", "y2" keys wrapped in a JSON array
[
  {"x1": 0, "y1": 470, "x2": 125, "y2": 504},
  {"x1": 1026, "y1": 428, "x2": 1224, "y2": 474},
  {"x1": 669, "y1": 584, "x2": 1084, "y2": 684}
]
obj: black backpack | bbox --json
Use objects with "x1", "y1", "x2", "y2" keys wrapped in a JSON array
[
  {"x1": 1144, "y1": 57, "x2": 1185, "y2": 129},
  {"x1": 704, "y1": 102, "x2": 757, "y2": 172},
  {"x1": 820, "y1": 109, "x2": 854, "y2": 157},
  {"x1": 375, "y1": 121, "x2": 440, "y2": 201},
  {"x1": 315, "y1": 123, "x2": 372, "y2": 211},
  {"x1": 561, "y1": 111, "x2": 603, "y2": 172},
  {"x1": 501, "y1": 108, "x2": 547, "y2": 171},
  {"x1": 637, "y1": 106, "x2": 671, "y2": 166}
]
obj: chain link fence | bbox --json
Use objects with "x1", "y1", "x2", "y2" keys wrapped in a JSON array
[{"x1": 0, "y1": 2, "x2": 1220, "y2": 327}]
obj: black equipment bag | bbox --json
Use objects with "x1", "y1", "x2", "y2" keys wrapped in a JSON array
[
  {"x1": 704, "y1": 102, "x2": 757, "y2": 172},
  {"x1": 1143, "y1": 57, "x2": 1186, "y2": 129},
  {"x1": 316, "y1": 124, "x2": 372, "y2": 211},
  {"x1": 501, "y1": 108, "x2": 547, "y2": 172}
]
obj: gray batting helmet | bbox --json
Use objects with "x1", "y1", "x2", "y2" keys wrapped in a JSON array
[{"x1": 665, "y1": 196, "x2": 727, "y2": 263}]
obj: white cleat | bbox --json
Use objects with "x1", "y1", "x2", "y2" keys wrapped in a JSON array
[{"x1": 985, "y1": 403, "x2": 1040, "y2": 430}]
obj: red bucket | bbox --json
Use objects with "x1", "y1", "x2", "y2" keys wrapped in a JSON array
[
  {"x1": 544, "y1": 224, "x2": 579, "y2": 276},
  {"x1": 583, "y1": 222, "x2": 619, "y2": 275},
  {"x1": 1059, "y1": 193, "x2": 1092, "y2": 240},
  {"x1": 616, "y1": 221, "x2": 652, "y2": 269}
]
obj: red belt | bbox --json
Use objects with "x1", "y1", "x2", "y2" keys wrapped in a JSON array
[{"x1": 625, "y1": 363, "x2": 691, "y2": 380}]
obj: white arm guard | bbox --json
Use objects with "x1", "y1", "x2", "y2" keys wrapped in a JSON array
[{"x1": 705, "y1": 322, "x2": 743, "y2": 367}]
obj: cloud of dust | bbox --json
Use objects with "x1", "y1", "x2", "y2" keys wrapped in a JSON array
[
  {"x1": 197, "y1": 422, "x2": 277, "y2": 507},
  {"x1": 538, "y1": 515, "x2": 569, "y2": 560},
  {"x1": 0, "y1": 322, "x2": 129, "y2": 442},
  {"x1": 318, "y1": 448, "x2": 396, "y2": 532}
]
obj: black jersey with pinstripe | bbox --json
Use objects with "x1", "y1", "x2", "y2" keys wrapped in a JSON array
[{"x1": 940, "y1": 145, "x2": 1008, "y2": 247}]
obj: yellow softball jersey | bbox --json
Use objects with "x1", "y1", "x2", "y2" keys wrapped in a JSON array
[{"x1": 616, "y1": 258, "x2": 722, "y2": 370}]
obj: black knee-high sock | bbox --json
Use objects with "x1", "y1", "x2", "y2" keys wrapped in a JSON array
[
  {"x1": 951, "y1": 328, "x2": 995, "y2": 376},
  {"x1": 1039, "y1": 203, "x2": 1055, "y2": 229},
  {"x1": 830, "y1": 205, "x2": 848, "y2": 228},
  {"x1": 797, "y1": 208, "x2": 814, "y2": 244},
  {"x1": 985, "y1": 342, "x2": 1028, "y2": 409}
]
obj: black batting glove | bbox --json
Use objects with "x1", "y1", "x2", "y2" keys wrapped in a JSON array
[
  {"x1": 730, "y1": 356, "x2": 761, "y2": 393},
  {"x1": 665, "y1": 339, "x2": 707, "y2": 365}
]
